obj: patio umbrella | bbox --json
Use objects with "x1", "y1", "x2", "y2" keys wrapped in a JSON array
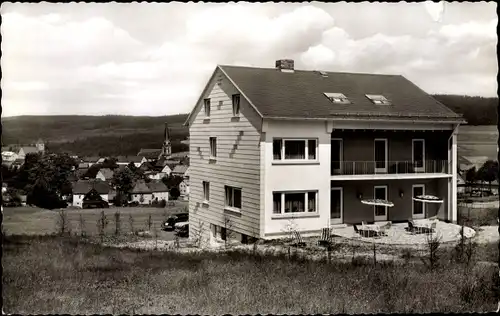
[
  {"x1": 412, "y1": 195, "x2": 443, "y2": 204},
  {"x1": 360, "y1": 199, "x2": 394, "y2": 207}
]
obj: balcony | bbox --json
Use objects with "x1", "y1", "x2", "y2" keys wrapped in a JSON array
[{"x1": 331, "y1": 160, "x2": 449, "y2": 177}]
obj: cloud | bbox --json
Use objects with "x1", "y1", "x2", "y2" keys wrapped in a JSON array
[{"x1": 1, "y1": 3, "x2": 497, "y2": 117}]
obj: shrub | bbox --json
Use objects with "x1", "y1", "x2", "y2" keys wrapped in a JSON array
[
  {"x1": 159, "y1": 199, "x2": 167, "y2": 208},
  {"x1": 170, "y1": 188, "x2": 181, "y2": 200}
]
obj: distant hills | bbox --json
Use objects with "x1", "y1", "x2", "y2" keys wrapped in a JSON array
[{"x1": 1, "y1": 95, "x2": 497, "y2": 157}]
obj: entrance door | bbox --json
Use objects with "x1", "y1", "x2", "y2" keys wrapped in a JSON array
[
  {"x1": 374, "y1": 185, "x2": 388, "y2": 221},
  {"x1": 374, "y1": 139, "x2": 388, "y2": 173},
  {"x1": 331, "y1": 187, "x2": 343, "y2": 224},
  {"x1": 412, "y1": 139, "x2": 425, "y2": 172},
  {"x1": 331, "y1": 139, "x2": 343, "y2": 175},
  {"x1": 412, "y1": 184, "x2": 425, "y2": 219}
]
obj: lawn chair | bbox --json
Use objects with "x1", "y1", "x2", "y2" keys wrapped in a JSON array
[
  {"x1": 293, "y1": 231, "x2": 306, "y2": 247},
  {"x1": 377, "y1": 222, "x2": 392, "y2": 236},
  {"x1": 407, "y1": 219, "x2": 420, "y2": 234},
  {"x1": 318, "y1": 227, "x2": 332, "y2": 246}
]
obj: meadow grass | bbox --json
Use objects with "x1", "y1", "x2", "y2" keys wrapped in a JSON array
[
  {"x1": 2, "y1": 202, "x2": 188, "y2": 236},
  {"x1": 2, "y1": 235, "x2": 498, "y2": 314},
  {"x1": 458, "y1": 207, "x2": 498, "y2": 227}
]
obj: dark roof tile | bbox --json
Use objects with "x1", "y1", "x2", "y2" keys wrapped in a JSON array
[{"x1": 219, "y1": 65, "x2": 464, "y2": 121}]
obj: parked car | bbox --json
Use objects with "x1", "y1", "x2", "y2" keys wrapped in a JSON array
[
  {"x1": 162, "y1": 212, "x2": 189, "y2": 231},
  {"x1": 82, "y1": 200, "x2": 109, "y2": 209},
  {"x1": 175, "y1": 222, "x2": 189, "y2": 237}
]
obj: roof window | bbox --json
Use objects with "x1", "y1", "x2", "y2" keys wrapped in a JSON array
[
  {"x1": 324, "y1": 93, "x2": 350, "y2": 104},
  {"x1": 366, "y1": 94, "x2": 391, "y2": 105}
]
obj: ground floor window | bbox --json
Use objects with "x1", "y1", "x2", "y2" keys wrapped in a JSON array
[
  {"x1": 273, "y1": 191, "x2": 317, "y2": 214},
  {"x1": 225, "y1": 186, "x2": 242, "y2": 209}
]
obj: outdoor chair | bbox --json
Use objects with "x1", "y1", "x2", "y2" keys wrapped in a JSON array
[
  {"x1": 293, "y1": 231, "x2": 306, "y2": 247},
  {"x1": 407, "y1": 219, "x2": 420, "y2": 234},
  {"x1": 356, "y1": 222, "x2": 379, "y2": 238},
  {"x1": 318, "y1": 227, "x2": 332, "y2": 246},
  {"x1": 377, "y1": 222, "x2": 392, "y2": 236}
]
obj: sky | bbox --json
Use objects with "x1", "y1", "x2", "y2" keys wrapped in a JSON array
[{"x1": 1, "y1": 2, "x2": 497, "y2": 117}]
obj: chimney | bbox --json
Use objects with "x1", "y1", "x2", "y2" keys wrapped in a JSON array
[{"x1": 275, "y1": 59, "x2": 294, "y2": 73}]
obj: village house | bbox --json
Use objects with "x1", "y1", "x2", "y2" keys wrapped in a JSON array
[
  {"x1": 137, "y1": 149, "x2": 162, "y2": 161},
  {"x1": 179, "y1": 180, "x2": 190, "y2": 200},
  {"x1": 72, "y1": 180, "x2": 110, "y2": 208},
  {"x1": 185, "y1": 60, "x2": 465, "y2": 242},
  {"x1": 116, "y1": 156, "x2": 147, "y2": 167},
  {"x1": 130, "y1": 180, "x2": 169, "y2": 204},
  {"x1": 81, "y1": 156, "x2": 101, "y2": 167},
  {"x1": 171, "y1": 165, "x2": 189, "y2": 178},
  {"x1": 96, "y1": 168, "x2": 114, "y2": 182}
]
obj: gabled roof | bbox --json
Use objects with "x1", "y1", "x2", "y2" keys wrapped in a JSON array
[
  {"x1": 81, "y1": 156, "x2": 101, "y2": 163},
  {"x1": 131, "y1": 181, "x2": 151, "y2": 194},
  {"x1": 116, "y1": 155, "x2": 145, "y2": 163},
  {"x1": 137, "y1": 149, "x2": 162, "y2": 159},
  {"x1": 20, "y1": 147, "x2": 38, "y2": 154},
  {"x1": 78, "y1": 162, "x2": 90, "y2": 169},
  {"x1": 98, "y1": 168, "x2": 114, "y2": 180},
  {"x1": 72, "y1": 180, "x2": 110, "y2": 195},
  {"x1": 147, "y1": 181, "x2": 169, "y2": 192},
  {"x1": 169, "y1": 151, "x2": 189, "y2": 159},
  {"x1": 186, "y1": 64, "x2": 465, "y2": 125},
  {"x1": 172, "y1": 165, "x2": 189, "y2": 175}
]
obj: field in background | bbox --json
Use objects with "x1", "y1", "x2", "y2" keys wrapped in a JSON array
[
  {"x1": 2, "y1": 235, "x2": 497, "y2": 314},
  {"x1": 2, "y1": 202, "x2": 188, "y2": 236},
  {"x1": 457, "y1": 125, "x2": 498, "y2": 160}
]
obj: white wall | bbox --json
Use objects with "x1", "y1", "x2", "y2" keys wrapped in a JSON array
[
  {"x1": 72, "y1": 193, "x2": 109, "y2": 208},
  {"x1": 263, "y1": 120, "x2": 331, "y2": 237}
]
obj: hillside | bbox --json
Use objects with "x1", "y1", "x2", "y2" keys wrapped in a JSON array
[
  {"x1": 1, "y1": 114, "x2": 189, "y2": 156},
  {"x1": 1, "y1": 95, "x2": 497, "y2": 157}
]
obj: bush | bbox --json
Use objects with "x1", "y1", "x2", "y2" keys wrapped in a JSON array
[
  {"x1": 169, "y1": 187, "x2": 180, "y2": 200},
  {"x1": 159, "y1": 199, "x2": 167, "y2": 208}
]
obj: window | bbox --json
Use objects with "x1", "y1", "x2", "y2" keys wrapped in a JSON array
[
  {"x1": 209, "y1": 137, "x2": 217, "y2": 158},
  {"x1": 324, "y1": 92, "x2": 350, "y2": 104},
  {"x1": 366, "y1": 94, "x2": 391, "y2": 105},
  {"x1": 225, "y1": 186, "x2": 242, "y2": 209},
  {"x1": 273, "y1": 191, "x2": 317, "y2": 214},
  {"x1": 273, "y1": 139, "x2": 283, "y2": 160},
  {"x1": 273, "y1": 193, "x2": 281, "y2": 214},
  {"x1": 232, "y1": 94, "x2": 240, "y2": 116},
  {"x1": 203, "y1": 98, "x2": 211, "y2": 117},
  {"x1": 202, "y1": 181, "x2": 210, "y2": 202},
  {"x1": 273, "y1": 138, "x2": 318, "y2": 161}
]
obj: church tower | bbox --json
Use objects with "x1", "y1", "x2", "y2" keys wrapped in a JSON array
[{"x1": 161, "y1": 123, "x2": 171, "y2": 158}]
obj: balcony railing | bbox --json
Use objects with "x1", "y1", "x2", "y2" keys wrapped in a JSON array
[{"x1": 331, "y1": 160, "x2": 449, "y2": 176}]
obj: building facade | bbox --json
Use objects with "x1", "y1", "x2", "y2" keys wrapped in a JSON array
[{"x1": 185, "y1": 60, "x2": 464, "y2": 243}]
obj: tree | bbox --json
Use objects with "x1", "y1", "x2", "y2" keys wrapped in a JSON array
[
  {"x1": 101, "y1": 157, "x2": 118, "y2": 169},
  {"x1": 478, "y1": 160, "x2": 499, "y2": 193},
  {"x1": 20, "y1": 152, "x2": 75, "y2": 209},
  {"x1": 111, "y1": 167, "x2": 135, "y2": 201},
  {"x1": 169, "y1": 187, "x2": 180, "y2": 200},
  {"x1": 465, "y1": 167, "x2": 477, "y2": 196},
  {"x1": 162, "y1": 175, "x2": 184, "y2": 190}
]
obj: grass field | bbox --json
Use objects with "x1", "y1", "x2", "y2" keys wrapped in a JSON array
[
  {"x1": 2, "y1": 235, "x2": 498, "y2": 314},
  {"x1": 458, "y1": 206, "x2": 498, "y2": 227},
  {"x1": 2, "y1": 202, "x2": 188, "y2": 236}
]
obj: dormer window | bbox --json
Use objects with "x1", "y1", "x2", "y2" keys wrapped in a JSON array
[
  {"x1": 366, "y1": 94, "x2": 391, "y2": 105},
  {"x1": 324, "y1": 93, "x2": 350, "y2": 104}
]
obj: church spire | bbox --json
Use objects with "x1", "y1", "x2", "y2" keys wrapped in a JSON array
[{"x1": 161, "y1": 122, "x2": 171, "y2": 158}]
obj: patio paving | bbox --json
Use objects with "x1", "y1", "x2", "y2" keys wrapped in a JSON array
[{"x1": 331, "y1": 221, "x2": 476, "y2": 245}]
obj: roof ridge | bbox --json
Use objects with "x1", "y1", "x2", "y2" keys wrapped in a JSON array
[{"x1": 219, "y1": 64, "x2": 401, "y2": 77}]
